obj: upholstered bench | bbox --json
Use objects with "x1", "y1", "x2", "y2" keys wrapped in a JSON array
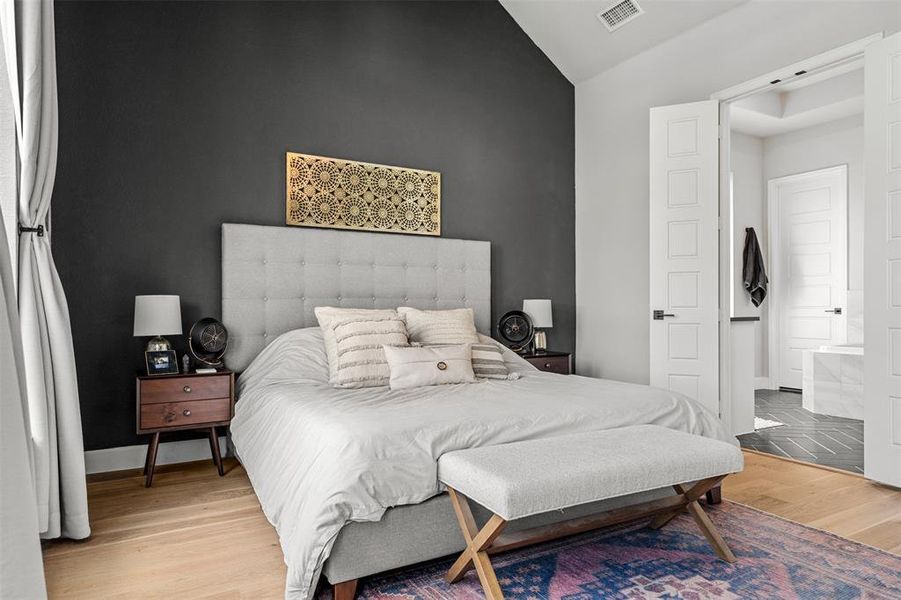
[{"x1": 437, "y1": 425, "x2": 744, "y2": 600}]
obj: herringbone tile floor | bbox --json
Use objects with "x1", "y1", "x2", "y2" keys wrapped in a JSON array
[{"x1": 737, "y1": 389, "x2": 864, "y2": 473}]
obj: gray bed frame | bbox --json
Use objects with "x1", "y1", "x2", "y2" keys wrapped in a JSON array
[{"x1": 221, "y1": 223, "x2": 720, "y2": 597}]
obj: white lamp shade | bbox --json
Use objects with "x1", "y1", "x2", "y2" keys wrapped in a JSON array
[
  {"x1": 523, "y1": 299, "x2": 553, "y2": 328},
  {"x1": 133, "y1": 295, "x2": 182, "y2": 337}
]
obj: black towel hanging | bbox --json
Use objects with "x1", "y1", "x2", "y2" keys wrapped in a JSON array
[{"x1": 742, "y1": 227, "x2": 768, "y2": 307}]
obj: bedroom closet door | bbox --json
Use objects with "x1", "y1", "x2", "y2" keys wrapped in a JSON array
[
  {"x1": 864, "y1": 31, "x2": 901, "y2": 487},
  {"x1": 649, "y1": 100, "x2": 720, "y2": 415}
]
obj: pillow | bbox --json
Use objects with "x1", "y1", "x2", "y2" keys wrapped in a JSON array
[
  {"x1": 315, "y1": 307, "x2": 398, "y2": 382},
  {"x1": 477, "y1": 333, "x2": 538, "y2": 374},
  {"x1": 331, "y1": 316, "x2": 408, "y2": 388},
  {"x1": 383, "y1": 344, "x2": 477, "y2": 390},
  {"x1": 397, "y1": 307, "x2": 480, "y2": 345},
  {"x1": 470, "y1": 342, "x2": 520, "y2": 380}
]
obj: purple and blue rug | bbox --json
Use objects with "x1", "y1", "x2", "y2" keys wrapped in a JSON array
[{"x1": 348, "y1": 502, "x2": 901, "y2": 599}]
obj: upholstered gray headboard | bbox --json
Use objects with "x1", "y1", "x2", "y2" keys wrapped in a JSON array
[{"x1": 221, "y1": 223, "x2": 491, "y2": 371}]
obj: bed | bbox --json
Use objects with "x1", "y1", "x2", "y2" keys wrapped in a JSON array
[{"x1": 221, "y1": 224, "x2": 735, "y2": 600}]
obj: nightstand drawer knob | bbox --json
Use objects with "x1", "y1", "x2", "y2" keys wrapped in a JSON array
[
  {"x1": 183, "y1": 385, "x2": 192, "y2": 393},
  {"x1": 544, "y1": 363, "x2": 552, "y2": 369},
  {"x1": 182, "y1": 409, "x2": 192, "y2": 417}
]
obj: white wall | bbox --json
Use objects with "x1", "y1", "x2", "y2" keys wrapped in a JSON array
[
  {"x1": 730, "y1": 131, "x2": 767, "y2": 378},
  {"x1": 575, "y1": 1, "x2": 900, "y2": 383}
]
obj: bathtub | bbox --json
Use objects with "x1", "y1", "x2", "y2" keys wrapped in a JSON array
[{"x1": 801, "y1": 345, "x2": 863, "y2": 420}]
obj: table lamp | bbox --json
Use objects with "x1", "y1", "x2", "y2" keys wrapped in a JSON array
[
  {"x1": 134, "y1": 295, "x2": 182, "y2": 351},
  {"x1": 522, "y1": 299, "x2": 552, "y2": 353}
]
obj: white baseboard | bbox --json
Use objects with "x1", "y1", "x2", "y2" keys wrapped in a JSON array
[
  {"x1": 84, "y1": 436, "x2": 227, "y2": 475},
  {"x1": 754, "y1": 377, "x2": 774, "y2": 390}
]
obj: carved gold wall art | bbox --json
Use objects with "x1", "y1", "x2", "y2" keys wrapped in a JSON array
[{"x1": 286, "y1": 152, "x2": 441, "y2": 236}]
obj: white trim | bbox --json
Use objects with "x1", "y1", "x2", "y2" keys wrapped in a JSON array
[
  {"x1": 755, "y1": 376, "x2": 773, "y2": 390},
  {"x1": 766, "y1": 165, "x2": 848, "y2": 392},
  {"x1": 711, "y1": 33, "x2": 883, "y2": 102},
  {"x1": 718, "y1": 101, "x2": 732, "y2": 429},
  {"x1": 84, "y1": 436, "x2": 227, "y2": 475}
]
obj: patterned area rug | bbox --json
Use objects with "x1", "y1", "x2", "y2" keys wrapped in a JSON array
[{"x1": 344, "y1": 502, "x2": 901, "y2": 599}]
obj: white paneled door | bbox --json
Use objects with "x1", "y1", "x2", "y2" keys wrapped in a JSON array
[
  {"x1": 864, "y1": 31, "x2": 901, "y2": 487},
  {"x1": 769, "y1": 166, "x2": 848, "y2": 390},
  {"x1": 649, "y1": 100, "x2": 719, "y2": 415}
]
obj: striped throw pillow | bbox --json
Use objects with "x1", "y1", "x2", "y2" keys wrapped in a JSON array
[
  {"x1": 398, "y1": 307, "x2": 480, "y2": 345},
  {"x1": 331, "y1": 316, "x2": 409, "y2": 388},
  {"x1": 315, "y1": 307, "x2": 398, "y2": 382},
  {"x1": 471, "y1": 343, "x2": 519, "y2": 380}
]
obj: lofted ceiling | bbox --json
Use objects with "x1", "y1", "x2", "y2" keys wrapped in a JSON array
[
  {"x1": 500, "y1": 0, "x2": 747, "y2": 83},
  {"x1": 730, "y1": 64, "x2": 863, "y2": 137}
]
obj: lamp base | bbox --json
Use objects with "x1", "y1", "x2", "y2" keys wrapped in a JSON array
[
  {"x1": 533, "y1": 330, "x2": 547, "y2": 353},
  {"x1": 146, "y1": 336, "x2": 172, "y2": 352}
]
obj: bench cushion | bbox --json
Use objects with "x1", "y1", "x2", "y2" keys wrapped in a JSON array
[{"x1": 437, "y1": 425, "x2": 743, "y2": 520}]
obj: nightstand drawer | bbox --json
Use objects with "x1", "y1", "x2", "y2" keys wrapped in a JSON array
[
  {"x1": 140, "y1": 375, "x2": 230, "y2": 404},
  {"x1": 526, "y1": 354, "x2": 571, "y2": 374},
  {"x1": 140, "y1": 398, "x2": 231, "y2": 431}
]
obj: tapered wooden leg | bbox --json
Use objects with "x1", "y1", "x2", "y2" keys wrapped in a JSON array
[
  {"x1": 333, "y1": 579, "x2": 358, "y2": 600},
  {"x1": 706, "y1": 485, "x2": 722, "y2": 505},
  {"x1": 208, "y1": 427, "x2": 224, "y2": 476},
  {"x1": 144, "y1": 432, "x2": 160, "y2": 488}
]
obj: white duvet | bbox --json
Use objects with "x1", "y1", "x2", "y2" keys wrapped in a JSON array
[{"x1": 230, "y1": 328, "x2": 735, "y2": 600}]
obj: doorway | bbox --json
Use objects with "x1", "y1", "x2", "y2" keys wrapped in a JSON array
[
  {"x1": 720, "y1": 43, "x2": 866, "y2": 474},
  {"x1": 650, "y1": 32, "x2": 901, "y2": 484}
]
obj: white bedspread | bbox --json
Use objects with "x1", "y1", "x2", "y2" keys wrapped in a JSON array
[{"x1": 230, "y1": 328, "x2": 735, "y2": 600}]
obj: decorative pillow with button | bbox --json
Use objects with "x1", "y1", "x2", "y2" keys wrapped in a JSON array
[
  {"x1": 397, "y1": 307, "x2": 480, "y2": 345},
  {"x1": 330, "y1": 315, "x2": 409, "y2": 388},
  {"x1": 315, "y1": 307, "x2": 398, "y2": 382},
  {"x1": 382, "y1": 344, "x2": 477, "y2": 390}
]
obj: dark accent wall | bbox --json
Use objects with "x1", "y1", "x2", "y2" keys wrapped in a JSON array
[{"x1": 53, "y1": 1, "x2": 575, "y2": 451}]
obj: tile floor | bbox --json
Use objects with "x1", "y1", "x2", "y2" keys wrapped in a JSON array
[{"x1": 737, "y1": 388, "x2": 864, "y2": 474}]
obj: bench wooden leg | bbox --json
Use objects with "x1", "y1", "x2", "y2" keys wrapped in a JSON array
[
  {"x1": 685, "y1": 499, "x2": 736, "y2": 562},
  {"x1": 706, "y1": 485, "x2": 722, "y2": 505},
  {"x1": 648, "y1": 479, "x2": 735, "y2": 563},
  {"x1": 447, "y1": 487, "x2": 507, "y2": 599},
  {"x1": 333, "y1": 579, "x2": 358, "y2": 600}
]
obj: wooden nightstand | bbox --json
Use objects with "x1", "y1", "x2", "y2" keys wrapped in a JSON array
[
  {"x1": 522, "y1": 351, "x2": 573, "y2": 374},
  {"x1": 136, "y1": 369, "x2": 235, "y2": 487}
]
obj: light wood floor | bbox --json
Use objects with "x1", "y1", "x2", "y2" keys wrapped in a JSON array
[{"x1": 42, "y1": 451, "x2": 901, "y2": 598}]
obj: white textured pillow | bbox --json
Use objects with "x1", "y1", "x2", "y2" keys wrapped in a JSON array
[
  {"x1": 383, "y1": 344, "x2": 477, "y2": 390},
  {"x1": 331, "y1": 316, "x2": 409, "y2": 388},
  {"x1": 315, "y1": 307, "x2": 398, "y2": 382},
  {"x1": 397, "y1": 307, "x2": 480, "y2": 345}
]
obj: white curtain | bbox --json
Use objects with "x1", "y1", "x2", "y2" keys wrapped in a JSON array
[
  {"x1": 0, "y1": 197, "x2": 47, "y2": 600},
  {"x1": 2, "y1": 0, "x2": 89, "y2": 539}
]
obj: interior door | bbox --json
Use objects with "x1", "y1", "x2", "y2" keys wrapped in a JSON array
[
  {"x1": 864, "y1": 31, "x2": 901, "y2": 487},
  {"x1": 770, "y1": 166, "x2": 848, "y2": 390},
  {"x1": 649, "y1": 100, "x2": 719, "y2": 415}
]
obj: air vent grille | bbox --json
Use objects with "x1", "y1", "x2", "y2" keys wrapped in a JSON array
[{"x1": 597, "y1": 0, "x2": 644, "y2": 32}]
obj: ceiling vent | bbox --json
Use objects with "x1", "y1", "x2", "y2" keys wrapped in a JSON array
[{"x1": 597, "y1": 0, "x2": 645, "y2": 32}]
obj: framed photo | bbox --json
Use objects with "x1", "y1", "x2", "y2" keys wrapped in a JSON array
[{"x1": 145, "y1": 350, "x2": 179, "y2": 376}]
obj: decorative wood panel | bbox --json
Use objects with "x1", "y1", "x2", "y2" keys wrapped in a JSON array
[{"x1": 286, "y1": 152, "x2": 441, "y2": 236}]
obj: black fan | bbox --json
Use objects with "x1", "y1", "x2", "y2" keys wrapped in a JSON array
[
  {"x1": 496, "y1": 310, "x2": 534, "y2": 353},
  {"x1": 189, "y1": 318, "x2": 228, "y2": 367}
]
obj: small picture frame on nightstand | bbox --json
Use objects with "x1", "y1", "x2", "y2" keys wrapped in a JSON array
[{"x1": 145, "y1": 350, "x2": 179, "y2": 376}]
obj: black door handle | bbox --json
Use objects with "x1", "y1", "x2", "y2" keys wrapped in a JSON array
[
  {"x1": 824, "y1": 308, "x2": 842, "y2": 314},
  {"x1": 653, "y1": 310, "x2": 675, "y2": 320}
]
